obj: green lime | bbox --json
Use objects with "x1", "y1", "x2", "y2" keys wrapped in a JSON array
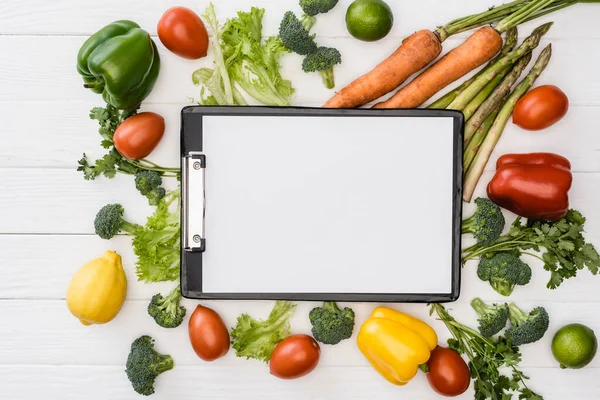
[
  {"x1": 551, "y1": 323, "x2": 598, "y2": 369},
  {"x1": 345, "y1": 0, "x2": 394, "y2": 42}
]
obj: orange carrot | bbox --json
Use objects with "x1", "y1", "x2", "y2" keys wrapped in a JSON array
[
  {"x1": 322, "y1": 30, "x2": 441, "y2": 109},
  {"x1": 372, "y1": 27, "x2": 503, "y2": 109}
]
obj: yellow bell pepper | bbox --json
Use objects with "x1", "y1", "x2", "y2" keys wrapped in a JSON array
[{"x1": 357, "y1": 307, "x2": 438, "y2": 386}]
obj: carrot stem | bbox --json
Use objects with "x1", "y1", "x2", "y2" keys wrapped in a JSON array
[
  {"x1": 463, "y1": 52, "x2": 532, "y2": 139},
  {"x1": 462, "y1": 44, "x2": 552, "y2": 203},
  {"x1": 447, "y1": 22, "x2": 551, "y2": 112},
  {"x1": 495, "y1": 0, "x2": 555, "y2": 33}
]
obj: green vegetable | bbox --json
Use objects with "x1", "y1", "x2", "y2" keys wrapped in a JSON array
[
  {"x1": 300, "y1": 0, "x2": 339, "y2": 16},
  {"x1": 93, "y1": 189, "x2": 181, "y2": 282},
  {"x1": 462, "y1": 197, "x2": 505, "y2": 245},
  {"x1": 77, "y1": 21, "x2": 160, "y2": 110},
  {"x1": 77, "y1": 105, "x2": 180, "y2": 181},
  {"x1": 477, "y1": 253, "x2": 532, "y2": 296},
  {"x1": 431, "y1": 304, "x2": 543, "y2": 400},
  {"x1": 302, "y1": 46, "x2": 342, "y2": 89},
  {"x1": 463, "y1": 209, "x2": 600, "y2": 289},
  {"x1": 148, "y1": 285, "x2": 186, "y2": 328},
  {"x1": 231, "y1": 300, "x2": 297, "y2": 362},
  {"x1": 125, "y1": 335, "x2": 174, "y2": 396},
  {"x1": 309, "y1": 302, "x2": 355, "y2": 345},
  {"x1": 506, "y1": 303, "x2": 550, "y2": 346},
  {"x1": 194, "y1": 4, "x2": 294, "y2": 106},
  {"x1": 279, "y1": 11, "x2": 317, "y2": 55},
  {"x1": 470, "y1": 297, "x2": 509, "y2": 337},
  {"x1": 135, "y1": 170, "x2": 166, "y2": 206}
]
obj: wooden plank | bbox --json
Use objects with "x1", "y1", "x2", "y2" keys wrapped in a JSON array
[
  {"x1": 0, "y1": 299, "x2": 599, "y2": 368},
  {"x1": 1, "y1": 36, "x2": 599, "y2": 105},
  {"x1": 0, "y1": 0, "x2": 598, "y2": 39},
  {"x1": 2, "y1": 100, "x2": 598, "y2": 171},
  {"x1": 0, "y1": 364, "x2": 598, "y2": 400}
]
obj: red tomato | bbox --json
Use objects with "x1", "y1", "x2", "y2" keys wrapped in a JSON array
[
  {"x1": 188, "y1": 305, "x2": 230, "y2": 362},
  {"x1": 269, "y1": 334, "x2": 320, "y2": 379},
  {"x1": 426, "y1": 346, "x2": 471, "y2": 397},
  {"x1": 113, "y1": 112, "x2": 165, "y2": 160},
  {"x1": 157, "y1": 7, "x2": 209, "y2": 60},
  {"x1": 513, "y1": 85, "x2": 569, "y2": 130}
]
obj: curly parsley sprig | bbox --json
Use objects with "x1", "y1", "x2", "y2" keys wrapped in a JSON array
[{"x1": 77, "y1": 105, "x2": 180, "y2": 180}]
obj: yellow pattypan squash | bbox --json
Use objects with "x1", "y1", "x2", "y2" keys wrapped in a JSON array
[{"x1": 67, "y1": 250, "x2": 127, "y2": 326}]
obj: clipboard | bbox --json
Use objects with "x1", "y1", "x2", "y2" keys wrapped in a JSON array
[{"x1": 181, "y1": 106, "x2": 463, "y2": 302}]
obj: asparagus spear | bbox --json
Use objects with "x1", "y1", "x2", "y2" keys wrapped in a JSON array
[
  {"x1": 427, "y1": 27, "x2": 518, "y2": 109},
  {"x1": 464, "y1": 109, "x2": 500, "y2": 173},
  {"x1": 463, "y1": 44, "x2": 552, "y2": 202},
  {"x1": 448, "y1": 22, "x2": 552, "y2": 111},
  {"x1": 463, "y1": 52, "x2": 532, "y2": 143}
]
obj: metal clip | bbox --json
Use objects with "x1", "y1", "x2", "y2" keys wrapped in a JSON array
[{"x1": 182, "y1": 152, "x2": 206, "y2": 252}]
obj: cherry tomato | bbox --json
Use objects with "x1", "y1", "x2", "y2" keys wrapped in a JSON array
[
  {"x1": 113, "y1": 112, "x2": 165, "y2": 160},
  {"x1": 188, "y1": 305, "x2": 230, "y2": 362},
  {"x1": 426, "y1": 346, "x2": 470, "y2": 397},
  {"x1": 157, "y1": 7, "x2": 209, "y2": 60},
  {"x1": 513, "y1": 85, "x2": 569, "y2": 130},
  {"x1": 269, "y1": 334, "x2": 320, "y2": 379}
]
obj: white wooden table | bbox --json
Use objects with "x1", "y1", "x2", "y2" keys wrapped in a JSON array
[{"x1": 1, "y1": 0, "x2": 599, "y2": 398}]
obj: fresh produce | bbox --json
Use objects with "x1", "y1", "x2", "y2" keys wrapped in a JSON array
[
  {"x1": 345, "y1": 0, "x2": 394, "y2": 42},
  {"x1": 157, "y1": 7, "x2": 209, "y2": 59},
  {"x1": 506, "y1": 303, "x2": 550, "y2": 346},
  {"x1": 93, "y1": 188, "x2": 181, "y2": 282},
  {"x1": 194, "y1": 4, "x2": 294, "y2": 106},
  {"x1": 463, "y1": 44, "x2": 552, "y2": 202},
  {"x1": 461, "y1": 197, "x2": 505, "y2": 245},
  {"x1": 269, "y1": 334, "x2": 321, "y2": 379},
  {"x1": 135, "y1": 170, "x2": 165, "y2": 206},
  {"x1": 231, "y1": 301, "x2": 297, "y2": 362},
  {"x1": 77, "y1": 21, "x2": 160, "y2": 110},
  {"x1": 463, "y1": 52, "x2": 532, "y2": 142},
  {"x1": 424, "y1": 346, "x2": 471, "y2": 397},
  {"x1": 487, "y1": 152, "x2": 572, "y2": 221},
  {"x1": 302, "y1": 47, "x2": 342, "y2": 89},
  {"x1": 477, "y1": 252, "x2": 532, "y2": 296},
  {"x1": 189, "y1": 304, "x2": 230, "y2": 361},
  {"x1": 357, "y1": 307, "x2": 438, "y2": 386},
  {"x1": 300, "y1": 0, "x2": 339, "y2": 17},
  {"x1": 431, "y1": 304, "x2": 543, "y2": 399},
  {"x1": 309, "y1": 302, "x2": 355, "y2": 345},
  {"x1": 66, "y1": 250, "x2": 127, "y2": 326},
  {"x1": 326, "y1": 0, "x2": 581, "y2": 109},
  {"x1": 464, "y1": 110, "x2": 500, "y2": 173},
  {"x1": 428, "y1": 26, "x2": 518, "y2": 110},
  {"x1": 552, "y1": 323, "x2": 598, "y2": 369},
  {"x1": 279, "y1": 11, "x2": 317, "y2": 55},
  {"x1": 513, "y1": 84, "x2": 569, "y2": 130},
  {"x1": 463, "y1": 209, "x2": 600, "y2": 289},
  {"x1": 470, "y1": 298, "x2": 509, "y2": 337},
  {"x1": 125, "y1": 335, "x2": 174, "y2": 396},
  {"x1": 113, "y1": 112, "x2": 165, "y2": 160},
  {"x1": 148, "y1": 285, "x2": 186, "y2": 328},
  {"x1": 77, "y1": 105, "x2": 179, "y2": 181}
]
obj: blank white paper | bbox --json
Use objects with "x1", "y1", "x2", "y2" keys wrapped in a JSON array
[{"x1": 201, "y1": 115, "x2": 455, "y2": 294}]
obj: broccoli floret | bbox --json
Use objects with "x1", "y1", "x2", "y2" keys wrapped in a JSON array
[
  {"x1": 477, "y1": 253, "x2": 532, "y2": 296},
  {"x1": 505, "y1": 303, "x2": 550, "y2": 346},
  {"x1": 125, "y1": 335, "x2": 174, "y2": 396},
  {"x1": 148, "y1": 285, "x2": 186, "y2": 328},
  {"x1": 135, "y1": 170, "x2": 166, "y2": 206},
  {"x1": 309, "y1": 301, "x2": 355, "y2": 345},
  {"x1": 300, "y1": 0, "x2": 339, "y2": 16},
  {"x1": 462, "y1": 198, "x2": 505, "y2": 245},
  {"x1": 279, "y1": 11, "x2": 317, "y2": 55},
  {"x1": 470, "y1": 297, "x2": 509, "y2": 337},
  {"x1": 94, "y1": 204, "x2": 141, "y2": 239},
  {"x1": 302, "y1": 47, "x2": 342, "y2": 89}
]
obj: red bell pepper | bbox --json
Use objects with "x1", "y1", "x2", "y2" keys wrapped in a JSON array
[{"x1": 487, "y1": 153, "x2": 572, "y2": 221}]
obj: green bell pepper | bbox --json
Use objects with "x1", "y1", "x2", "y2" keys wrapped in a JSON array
[{"x1": 77, "y1": 20, "x2": 160, "y2": 110}]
